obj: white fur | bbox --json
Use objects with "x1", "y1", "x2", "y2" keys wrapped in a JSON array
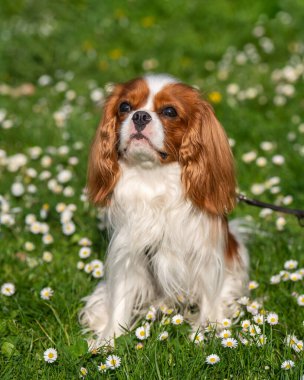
[{"x1": 80, "y1": 160, "x2": 249, "y2": 346}]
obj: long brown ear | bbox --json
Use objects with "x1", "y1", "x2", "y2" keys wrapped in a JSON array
[
  {"x1": 180, "y1": 100, "x2": 236, "y2": 215},
  {"x1": 87, "y1": 87, "x2": 121, "y2": 205}
]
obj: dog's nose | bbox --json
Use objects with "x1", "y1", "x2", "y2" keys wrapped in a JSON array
[{"x1": 132, "y1": 111, "x2": 152, "y2": 132}]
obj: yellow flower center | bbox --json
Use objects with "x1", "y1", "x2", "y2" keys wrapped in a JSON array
[
  {"x1": 140, "y1": 331, "x2": 145, "y2": 336},
  {"x1": 48, "y1": 353, "x2": 54, "y2": 358}
]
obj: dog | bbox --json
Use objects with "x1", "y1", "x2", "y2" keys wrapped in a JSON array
[{"x1": 80, "y1": 74, "x2": 249, "y2": 346}]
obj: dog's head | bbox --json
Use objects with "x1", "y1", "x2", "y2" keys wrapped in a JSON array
[{"x1": 88, "y1": 74, "x2": 236, "y2": 215}]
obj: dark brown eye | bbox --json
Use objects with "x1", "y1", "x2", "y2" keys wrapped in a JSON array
[
  {"x1": 119, "y1": 102, "x2": 132, "y2": 113},
  {"x1": 162, "y1": 106, "x2": 177, "y2": 118}
]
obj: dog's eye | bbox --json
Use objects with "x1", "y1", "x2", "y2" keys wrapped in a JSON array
[
  {"x1": 119, "y1": 102, "x2": 132, "y2": 113},
  {"x1": 162, "y1": 106, "x2": 177, "y2": 118}
]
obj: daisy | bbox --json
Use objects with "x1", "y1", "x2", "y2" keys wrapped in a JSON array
[
  {"x1": 247, "y1": 301, "x2": 261, "y2": 315},
  {"x1": 79, "y1": 367, "x2": 88, "y2": 377},
  {"x1": 206, "y1": 354, "x2": 220, "y2": 365},
  {"x1": 92, "y1": 268, "x2": 104, "y2": 278},
  {"x1": 43, "y1": 348, "x2": 57, "y2": 363},
  {"x1": 1, "y1": 282, "x2": 15, "y2": 296},
  {"x1": 79, "y1": 237, "x2": 92, "y2": 246},
  {"x1": 267, "y1": 312, "x2": 279, "y2": 325},
  {"x1": 42, "y1": 251, "x2": 53, "y2": 262},
  {"x1": 285, "y1": 335, "x2": 298, "y2": 347},
  {"x1": 256, "y1": 334, "x2": 267, "y2": 346},
  {"x1": 62, "y1": 221, "x2": 76, "y2": 235},
  {"x1": 97, "y1": 363, "x2": 107, "y2": 372},
  {"x1": 106, "y1": 355, "x2": 121, "y2": 369},
  {"x1": 248, "y1": 281, "x2": 259, "y2": 290},
  {"x1": 292, "y1": 340, "x2": 303, "y2": 353},
  {"x1": 30, "y1": 221, "x2": 42, "y2": 234},
  {"x1": 270, "y1": 275, "x2": 281, "y2": 284},
  {"x1": 42, "y1": 234, "x2": 54, "y2": 245},
  {"x1": 238, "y1": 296, "x2": 249, "y2": 305},
  {"x1": 40, "y1": 287, "x2": 54, "y2": 300},
  {"x1": 221, "y1": 318, "x2": 232, "y2": 328},
  {"x1": 135, "y1": 342, "x2": 144, "y2": 350},
  {"x1": 281, "y1": 360, "x2": 295, "y2": 370},
  {"x1": 297, "y1": 294, "x2": 304, "y2": 306},
  {"x1": 219, "y1": 329, "x2": 232, "y2": 339},
  {"x1": 280, "y1": 270, "x2": 290, "y2": 281},
  {"x1": 253, "y1": 314, "x2": 264, "y2": 325},
  {"x1": 284, "y1": 260, "x2": 298, "y2": 270},
  {"x1": 24, "y1": 241, "x2": 35, "y2": 251},
  {"x1": 241, "y1": 320, "x2": 251, "y2": 331},
  {"x1": 79, "y1": 247, "x2": 91, "y2": 259},
  {"x1": 56, "y1": 203, "x2": 66, "y2": 213},
  {"x1": 190, "y1": 332, "x2": 204, "y2": 344},
  {"x1": 77, "y1": 261, "x2": 85, "y2": 270},
  {"x1": 238, "y1": 333, "x2": 249, "y2": 346},
  {"x1": 221, "y1": 338, "x2": 238, "y2": 349},
  {"x1": 135, "y1": 326, "x2": 150, "y2": 340},
  {"x1": 171, "y1": 314, "x2": 184, "y2": 325},
  {"x1": 158, "y1": 331, "x2": 169, "y2": 341},
  {"x1": 146, "y1": 307, "x2": 156, "y2": 321},
  {"x1": 84, "y1": 263, "x2": 93, "y2": 273},
  {"x1": 249, "y1": 324, "x2": 261, "y2": 336}
]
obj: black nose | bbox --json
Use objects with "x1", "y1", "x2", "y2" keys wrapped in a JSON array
[{"x1": 132, "y1": 111, "x2": 152, "y2": 131}]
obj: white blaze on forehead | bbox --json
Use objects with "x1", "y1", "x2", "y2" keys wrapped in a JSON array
[{"x1": 143, "y1": 74, "x2": 179, "y2": 110}]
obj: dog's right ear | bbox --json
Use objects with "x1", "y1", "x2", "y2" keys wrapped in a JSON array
[{"x1": 87, "y1": 85, "x2": 122, "y2": 205}]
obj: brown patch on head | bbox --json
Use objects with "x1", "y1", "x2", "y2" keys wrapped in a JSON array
[
  {"x1": 155, "y1": 82, "x2": 236, "y2": 216},
  {"x1": 87, "y1": 77, "x2": 149, "y2": 205},
  {"x1": 154, "y1": 83, "x2": 198, "y2": 162}
]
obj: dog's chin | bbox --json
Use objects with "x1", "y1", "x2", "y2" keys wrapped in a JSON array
[{"x1": 122, "y1": 138, "x2": 161, "y2": 167}]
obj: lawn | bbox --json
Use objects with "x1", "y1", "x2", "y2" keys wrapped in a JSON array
[{"x1": 0, "y1": 0, "x2": 304, "y2": 378}]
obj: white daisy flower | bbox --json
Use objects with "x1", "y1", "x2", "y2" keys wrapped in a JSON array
[
  {"x1": 40, "y1": 287, "x2": 54, "y2": 300},
  {"x1": 79, "y1": 367, "x2": 88, "y2": 377},
  {"x1": 206, "y1": 354, "x2": 220, "y2": 365},
  {"x1": 84, "y1": 263, "x2": 93, "y2": 273},
  {"x1": 237, "y1": 296, "x2": 249, "y2": 305},
  {"x1": 249, "y1": 324, "x2": 261, "y2": 336},
  {"x1": 77, "y1": 261, "x2": 85, "y2": 270},
  {"x1": 42, "y1": 234, "x2": 54, "y2": 245},
  {"x1": 97, "y1": 363, "x2": 107, "y2": 372},
  {"x1": 285, "y1": 335, "x2": 298, "y2": 347},
  {"x1": 106, "y1": 355, "x2": 121, "y2": 369},
  {"x1": 92, "y1": 268, "x2": 104, "y2": 278},
  {"x1": 284, "y1": 260, "x2": 298, "y2": 270},
  {"x1": 221, "y1": 318, "x2": 232, "y2": 328},
  {"x1": 297, "y1": 294, "x2": 304, "y2": 306},
  {"x1": 241, "y1": 320, "x2": 251, "y2": 331},
  {"x1": 238, "y1": 333, "x2": 249, "y2": 346},
  {"x1": 247, "y1": 301, "x2": 261, "y2": 315},
  {"x1": 280, "y1": 270, "x2": 290, "y2": 281},
  {"x1": 158, "y1": 331, "x2": 169, "y2": 341},
  {"x1": 135, "y1": 342, "x2": 144, "y2": 350},
  {"x1": 42, "y1": 251, "x2": 53, "y2": 262},
  {"x1": 267, "y1": 312, "x2": 279, "y2": 325},
  {"x1": 1, "y1": 283, "x2": 15, "y2": 296},
  {"x1": 221, "y1": 338, "x2": 238, "y2": 349},
  {"x1": 171, "y1": 314, "x2": 184, "y2": 325},
  {"x1": 272, "y1": 155, "x2": 285, "y2": 165},
  {"x1": 290, "y1": 272, "x2": 302, "y2": 282},
  {"x1": 62, "y1": 222, "x2": 76, "y2": 235},
  {"x1": 146, "y1": 307, "x2": 156, "y2": 322},
  {"x1": 11, "y1": 182, "x2": 25, "y2": 197},
  {"x1": 79, "y1": 237, "x2": 92, "y2": 246},
  {"x1": 281, "y1": 360, "x2": 295, "y2": 370},
  {"x1": 190, "y1": 332, "x2": 204, "y2": 344},
  {"x1": 43, "y1": 348, "x2": 57, "y2": 363},
  {"x1": 24, "y1": 241, "x2": 35, "y2": 251},
  {"x1": 79, "y1": 247, "x2": 91, "y2": 259},
  {"x1": 248, "y1": 281, "x2": 259, "y2": 290},
  {"x1": 56, "y1": 203, "x2": 66, "y2": 213},
  {"x1": 276, "y1": 216, "x2": 286, "y2": 231},
  {"x1": 270, "y1": 275, "x2": 281, "y2": 284},
  {"x1": 242, "y1": 151, "x2": 257, "y2": 163},
  {"x1": 219, "y1": 329, "x2": 232, "y2": 339},
  {"x1": 292, "y1": 340, "x2": 303, "y2": 353},
  {"x1": 256, "y1": 334, "x2": 267, "y2": 346},
  {"x1": 57, "y1": 169, "x2": 72, "y2": 184},
  {"x1": 135, "y1": 325, "x2": 150, "y2": 340},
  {"x1": 253, "y1": 314, "x2": 264, "y2": 325}
]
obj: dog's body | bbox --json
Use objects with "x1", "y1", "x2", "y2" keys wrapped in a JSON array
[{"x1": 80, "y1": 74, "x2": 249, "y2": 345}]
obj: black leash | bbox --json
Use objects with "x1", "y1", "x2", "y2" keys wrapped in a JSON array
[{"x1": 237, "y1": 193, "x2": 304, "y2": 228}]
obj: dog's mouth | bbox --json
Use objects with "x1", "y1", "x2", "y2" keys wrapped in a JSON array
[{"x1": 128, "y1": 133, "x2": 168, "y2": 160}]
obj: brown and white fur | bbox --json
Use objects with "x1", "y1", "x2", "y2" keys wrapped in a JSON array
[{"x1": 80, "y1": 74, "x2": 249, "y2": 346}]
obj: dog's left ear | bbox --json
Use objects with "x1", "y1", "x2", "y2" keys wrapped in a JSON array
[{"x1": 179, "y1": 100, "x2": 236, "y2": 215}]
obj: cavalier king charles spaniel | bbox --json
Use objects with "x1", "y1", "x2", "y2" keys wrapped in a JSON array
[{"x1": 80, "y1": 74, "x2": 249, "y2": 346}]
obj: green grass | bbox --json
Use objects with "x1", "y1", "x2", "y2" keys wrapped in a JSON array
[{"x1": 1, "y1": 0, "x2": 304, "y2": 378}]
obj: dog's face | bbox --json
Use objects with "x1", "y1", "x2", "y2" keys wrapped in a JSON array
[{"x1": 88, "y1": 74, "x2": 236, "y2": 215}]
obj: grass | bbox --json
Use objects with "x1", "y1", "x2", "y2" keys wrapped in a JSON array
[{"x1": 0, "y1": 0, "x2": 304, "y2": 378}]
